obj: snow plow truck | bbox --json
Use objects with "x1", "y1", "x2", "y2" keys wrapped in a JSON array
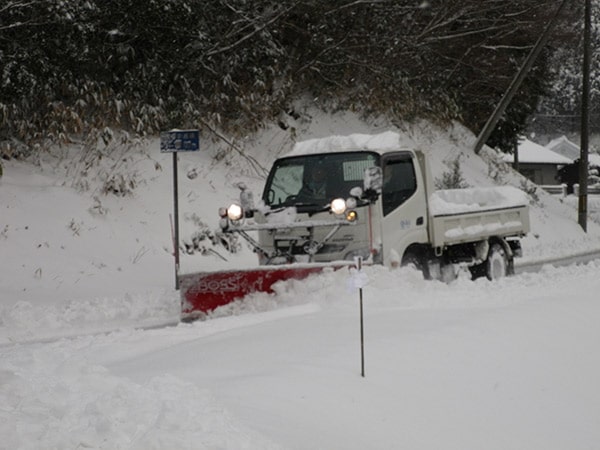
[{"x1": 180, "y1": 131, "x2": 530, "y2": 319}]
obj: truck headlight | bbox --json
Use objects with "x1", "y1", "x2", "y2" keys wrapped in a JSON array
[
  {"x1": 331, "y1": 198, "x2": 347, "y2": 215},
  {"x1": 227, "y1": 203, "x2": 244, "y2": 221}
]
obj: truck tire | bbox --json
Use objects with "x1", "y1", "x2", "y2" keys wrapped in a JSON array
[
  {"x1": 485, "y1": 243, "x2": 508, "y2": 280},
  {"x1": 401, "y1": 252, "x2": 431, "y2": 280}
]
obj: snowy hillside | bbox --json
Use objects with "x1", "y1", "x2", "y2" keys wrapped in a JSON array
[{"x1": 2, "y1": 111, "x2": 600, "y2": 342}]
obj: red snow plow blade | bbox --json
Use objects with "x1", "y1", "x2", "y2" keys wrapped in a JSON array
[{"x1": 179, "y1": 263, "x2": 350, "y2": 320}]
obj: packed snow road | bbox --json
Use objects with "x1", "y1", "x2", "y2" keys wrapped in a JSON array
[{"x1": 2, "y1": 261, "x2": 600, "y2": 450}]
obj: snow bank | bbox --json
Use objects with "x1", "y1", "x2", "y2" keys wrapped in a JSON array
[{"x1": 1, "y1": 342, "x2": 282, "y2": 449}]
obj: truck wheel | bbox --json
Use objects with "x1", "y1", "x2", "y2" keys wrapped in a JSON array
[
  {"x1": 401, "y1": 252, "x2": 431, "y2": 280},
  {"x1": 485, "y1": 243, "x2": 508, "y2": 280}
]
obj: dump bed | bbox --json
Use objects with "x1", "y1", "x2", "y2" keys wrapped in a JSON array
[{"x1": 428, "y1": 186, "x2": 530, "y2": 248}]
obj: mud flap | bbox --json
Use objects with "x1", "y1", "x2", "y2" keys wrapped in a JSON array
[{"x1": 179, "y1": 263, "x2": 350, "y2": 320}]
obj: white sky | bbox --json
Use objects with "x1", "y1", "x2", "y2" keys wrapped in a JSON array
[{"x1": 2, "y1": 112, "x2": 600, "y2": 449}]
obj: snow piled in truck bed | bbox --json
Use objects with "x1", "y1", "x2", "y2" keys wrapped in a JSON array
[{"x1": 429, "y1": 186, "x2": 529, "y2": 215}]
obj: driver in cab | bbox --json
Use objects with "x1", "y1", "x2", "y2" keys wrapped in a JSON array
[{"x1": 296, "y1": 164, "x2": 327, "y2": 201}]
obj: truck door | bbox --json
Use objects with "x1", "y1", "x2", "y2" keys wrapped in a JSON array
[{"x1": 381, "y1": 152, "x2": 429, "y2": 265}]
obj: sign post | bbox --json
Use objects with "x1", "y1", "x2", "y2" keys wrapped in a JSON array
[{"x1": 160, "y1": 129, "x2": 200, "y2": 289}]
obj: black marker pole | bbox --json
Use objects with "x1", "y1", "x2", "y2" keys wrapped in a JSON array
[
  {"x1": 173, "y1": 152, "x2": 180, "y2": 290},
  {"x1": 358, "y1": 257, "x2": 365, "y2": 378}
]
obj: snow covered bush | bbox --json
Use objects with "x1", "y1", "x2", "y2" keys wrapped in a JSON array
[
  {"x1": 435, "y1": 157, "x2": 469, "y2": 189},
  {"x1": 64, "y1": 130, "x2": 147, "y2": 197}
]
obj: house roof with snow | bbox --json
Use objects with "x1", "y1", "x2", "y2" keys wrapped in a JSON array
[
  {"x1": 545, "y1": 135, "x2": 600, "y2": 167},
  {"x1": 501, "y1": 138, "x2": 573, "y2": 165},
  {"x1": 546, "y1": 135, "x2": 581, "y2": 161}
]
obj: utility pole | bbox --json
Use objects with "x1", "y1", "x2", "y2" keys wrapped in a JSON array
[
  {"x1": 473, "y1": 0, "x2": 570, "y2": 154},
  {"x1": 579, "y1": 0, "x2": 591, "y2": 232},
  {"x1": 513, "y1": 136, "x2": 519, "y2": 172}
]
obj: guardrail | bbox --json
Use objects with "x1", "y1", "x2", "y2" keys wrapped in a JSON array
[
  {"x1": 515, "y1": 248, "x2": 600, "y2": 274},
  {"x1": 540, "y1": 184, "x2": 600, "y2": 195}
]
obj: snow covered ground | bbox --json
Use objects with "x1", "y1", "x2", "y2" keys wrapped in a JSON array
[{"x1": 2, "y1": 113, "x2": 600, "y2": 449}]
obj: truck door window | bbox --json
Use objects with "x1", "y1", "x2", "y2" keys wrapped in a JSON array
[
  {"x1": 267, "y1": 164, "x2": 303, "y2": 206},
  {"x1": 382, "y1": 158, "x2": 417, "y2": 216}
]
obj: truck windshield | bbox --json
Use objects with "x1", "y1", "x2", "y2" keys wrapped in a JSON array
[{"x1": 263, "y1": 151, "x2": 380, "y2": 209}]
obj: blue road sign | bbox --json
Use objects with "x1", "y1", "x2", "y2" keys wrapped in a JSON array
[{"x1": 160, "y1": 130, "x2": 200, "y2": 152}]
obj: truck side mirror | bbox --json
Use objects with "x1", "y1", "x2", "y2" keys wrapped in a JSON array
[
  {"x1": 363, "y1": 166, "x2": 382, "y2": 201},
  {"x1": 238, "y1": 183, "x2": 255, "y2": 218},
  {"x1": 349, "y1": 186, "x2": 363, "y2": 198}
]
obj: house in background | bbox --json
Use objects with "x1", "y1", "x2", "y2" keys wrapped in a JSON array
[
  {"x1": 546, "y1": 134, "x2": 600, "y2": 168},
  {"x1": 502, "y1": 138, "x2": 572, "y2": 185}
]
